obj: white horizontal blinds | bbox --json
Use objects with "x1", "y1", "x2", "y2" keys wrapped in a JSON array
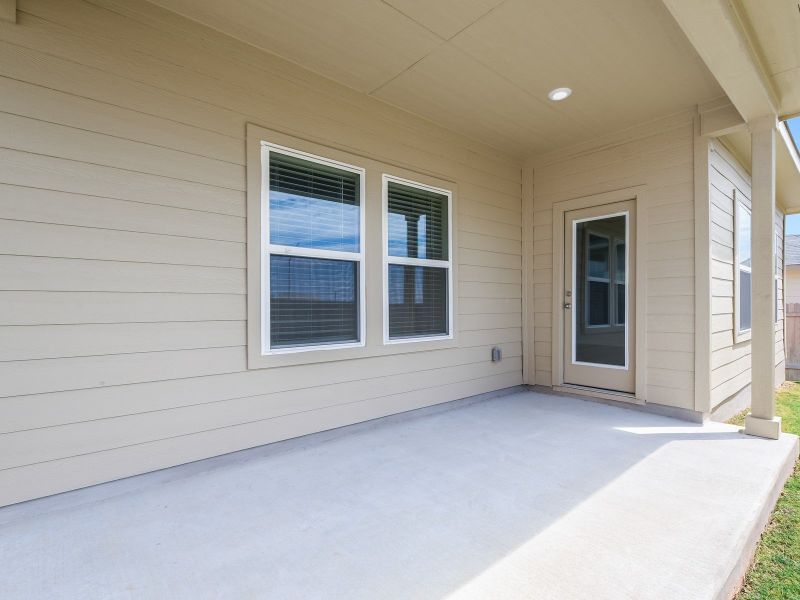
[
  {"x1": 386, "y1": 180, "x2": 450, "y2": 339},
  {"x1": 270, "y1": 256, "x2": 358, "y2": 348},
  {"x1": 387, "y1": 183, "x2": 448, "y2": 260},
  {"x1": 736, "y1": 199, "x2": 752, "y2": 332},
  {"x1": 267, "y1": 150, "x2": 361, "y2": 349},
  {"x1": 269, "y1": 152, "x2": 360, "y2": 252}
]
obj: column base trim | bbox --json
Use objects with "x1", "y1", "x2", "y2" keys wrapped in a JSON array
[{"x1": 744, "y1": 415, "x2": 782, "y2": 440}]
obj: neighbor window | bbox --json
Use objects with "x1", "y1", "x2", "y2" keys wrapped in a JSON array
[
  {"x1": 614, "y1": 239, "x2": 626, "y2": 325},
  {"x1": 578, "y1": 221, "x2": 626, "y2": 330},
  {"x1": 735, "y1": 196, "x2": 752, "y2": 333},
  {"x1": 586, "y1": 233, "x2": 611, "y2": 326},
  {"x1": 384, "y1": 176, "x2": 452, "y2": 341},
  {"x1": 262, "y1": 144, "x2": 364, "y2": 352}
]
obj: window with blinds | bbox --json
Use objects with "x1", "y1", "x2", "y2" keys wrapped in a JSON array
[
  {"x1": 384, "y1": 177, "x2": 452, "y2": 341},
  {"x1": 265, "y1": 147, "x2": 364, "y2": 351}
]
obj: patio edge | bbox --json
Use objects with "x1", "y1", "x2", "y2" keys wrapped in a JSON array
[{"x1": 717, "y1": 433, "x2": 800, "y2": 600}]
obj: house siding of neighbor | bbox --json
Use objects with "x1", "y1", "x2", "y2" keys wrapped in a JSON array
[
  {"x1": 0, "y1": 0, "x2": 524, "y2": 506},
  {"x1": 784, "y1": 235, "x2": 800, "y2": 380},
  {"x1": 785, "y1": 236, "x2": 800, "y2": 305},
  {"x1": 706, "y1": 141, "x2": 786, "y2": 420},
  {"x1": 0, "y1": 0, "x2": 794, "y2": 507}
]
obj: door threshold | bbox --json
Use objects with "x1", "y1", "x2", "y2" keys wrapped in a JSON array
[{"x1": 553, "y1": 384, "x2": 644, "y2": 405}]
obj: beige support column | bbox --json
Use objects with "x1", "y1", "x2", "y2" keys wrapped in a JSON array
[{"x1": 744, "y1": 116, "x2": 781, "y2": 439}]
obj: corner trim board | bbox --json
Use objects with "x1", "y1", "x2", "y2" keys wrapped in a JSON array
[{"x1": 694, "y1": 116, "x2": 712, "y2": 412}]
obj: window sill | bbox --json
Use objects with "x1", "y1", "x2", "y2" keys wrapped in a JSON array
[
  {"x1": 247, "y1": 335, "x2": 459, "y2": 370},
  {"x1": 733, "y1": 329, "x2": 752, "y2": 344}
]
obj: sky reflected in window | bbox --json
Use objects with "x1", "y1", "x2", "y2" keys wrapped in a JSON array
[{"x1": 270, "y1": 191, "x2": 359, "y2": 252}]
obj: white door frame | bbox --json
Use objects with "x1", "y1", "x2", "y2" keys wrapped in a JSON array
[{"x1": 550, "y1": 185, "x2": 648, "y2": 402}]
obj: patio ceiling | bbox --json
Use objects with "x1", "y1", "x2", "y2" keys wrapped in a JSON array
[
  {"x1": 661, "y1": 0, "x2": 800, "y2": 211},
  {"x1": 148, "y1": 0, "x2": 723, "y2": 157},
  {"x1": 721, "y1": 125, "x2": 800, "y2": 213},
  {"x1": 736, "y1": 0, "x2": 800, "y2": 120}
]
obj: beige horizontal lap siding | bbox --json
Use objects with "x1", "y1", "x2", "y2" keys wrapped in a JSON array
[
  {"x1": 708, "y1": 141, "x2": 785, "y2": 411},
  {"x1": 531, "y1": 114, "x2": 696, "y2": 409},
  {"x1": 0, "y1": 0, "x2": 523, "y2": 505}
]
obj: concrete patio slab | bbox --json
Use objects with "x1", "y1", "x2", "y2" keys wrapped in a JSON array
[{"x1": 1, "y1": 389, "x2": 797, "y2": 600}]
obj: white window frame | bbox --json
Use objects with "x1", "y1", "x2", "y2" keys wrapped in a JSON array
[
  {"x1": 571, "y1": 211, "x2": 630, "y2": 370},
  {"x1": 734, "y1": 190, "x2": 752, "y2": 338},
  {"x1": 260, "y1": 141, "x2": 366, "y2": 355},
  {"x1": 382, "y1": 174, "x2": 454, "y2": 344}
]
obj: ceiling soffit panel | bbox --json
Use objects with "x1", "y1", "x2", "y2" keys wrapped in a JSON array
[
  {"x1": 382, "y1": 0, "x2": 506, "y2": 39},
  {"x1": 736, "y1": 0, "x2": 800, "y2": 117},
  {"x1": 371, "y1": 44, "x2": 563, "y2": 156},
  {"x1": 149, "y1": 0, "x2": 442, "y2": 93},
  {"x1": 152, "y1": 0, "x2": 726, "y2": 156},
  {"x1": 450, "y1": 0, "x2": 722, "y2": 141}
]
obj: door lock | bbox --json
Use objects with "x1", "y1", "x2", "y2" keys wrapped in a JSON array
[{"x1": 563, "y1": 302, "x2": 571, "y2": 309}]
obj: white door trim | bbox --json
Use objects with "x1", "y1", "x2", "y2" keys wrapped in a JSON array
[
  {"x1": 550, "y1": 186, "x2": 648, "y2": 402},
  {"x1": 569, "y1": 210, "x2": 630, "y2": 370}
]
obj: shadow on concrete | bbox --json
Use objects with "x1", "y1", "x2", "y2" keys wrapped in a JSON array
[{"x1": 0, "y1": 389, "x2": 796, "y2": 599}]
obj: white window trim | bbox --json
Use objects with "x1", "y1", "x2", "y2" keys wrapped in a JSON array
[
  {"x1": 734, "y1": 190, "x2": 752, "y2": 340},
  {"x1": 246, "y1": 124, "x2": 459, "y2": 370},
  {"x1": 571, "y1": 210, "x2": 630, "y2": 370},
  {"x1": 382, "y1": 174, "x2": 454, "y2": 345},
  {"x1": 260, "y1": 141, "x2": 366, "y2": 355}
]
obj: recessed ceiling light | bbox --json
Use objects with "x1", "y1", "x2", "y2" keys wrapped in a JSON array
[{"x1": 548, "y1": 87, "x2": 572, "y2": 101}]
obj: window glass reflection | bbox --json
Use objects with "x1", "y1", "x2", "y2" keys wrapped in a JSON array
[{"x1": 574, "y1": 215, "x2": 626, "y2": 367}]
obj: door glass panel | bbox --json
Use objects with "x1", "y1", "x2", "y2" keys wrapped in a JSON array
[
  {"x1": 615, "y1": 242, "x2": 625, "y2": 325},
  {"x1": 574, "y1": 215, "x2": 626, "y2": 366}
]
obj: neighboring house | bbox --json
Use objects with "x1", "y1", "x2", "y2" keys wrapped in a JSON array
[
  {"x1": 784, "y1": 234, "x2": 800, "y2": 379},
  {"x1": 785, "y1": 234, "x2": 800, "y2": 305},
  {"x1": 1, "y1": 0, "x2": 799, "y2": 507}
]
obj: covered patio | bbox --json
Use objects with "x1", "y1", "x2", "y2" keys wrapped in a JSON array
[
  {"x1": 3, "y1": 1, "x2": 800, "y2": 597},
  {"x1": 2, "y1": 389, "x2": 797, "y2": 600}
]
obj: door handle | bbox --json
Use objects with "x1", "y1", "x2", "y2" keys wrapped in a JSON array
[{"x1": 563, "y1": 302, "x2": 571, "y2": 309}]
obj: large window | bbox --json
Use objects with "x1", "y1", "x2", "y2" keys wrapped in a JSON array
[
  {"x1": 247, "y1": 126, "x2": 458, "y2": 367},
  {"x1": 262, "y1": 144, "x2": 364, "y2": 353},
  {"x1": 735, "y1": 195, "x2": 752, "y2": 333},
  {"x1": 384, "y1": 176, "x2": 452, "y2": 342}
]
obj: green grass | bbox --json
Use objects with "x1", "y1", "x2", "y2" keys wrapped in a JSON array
[{"x1": 731, "y1": 383, "x2": 800, "y2": 599}]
